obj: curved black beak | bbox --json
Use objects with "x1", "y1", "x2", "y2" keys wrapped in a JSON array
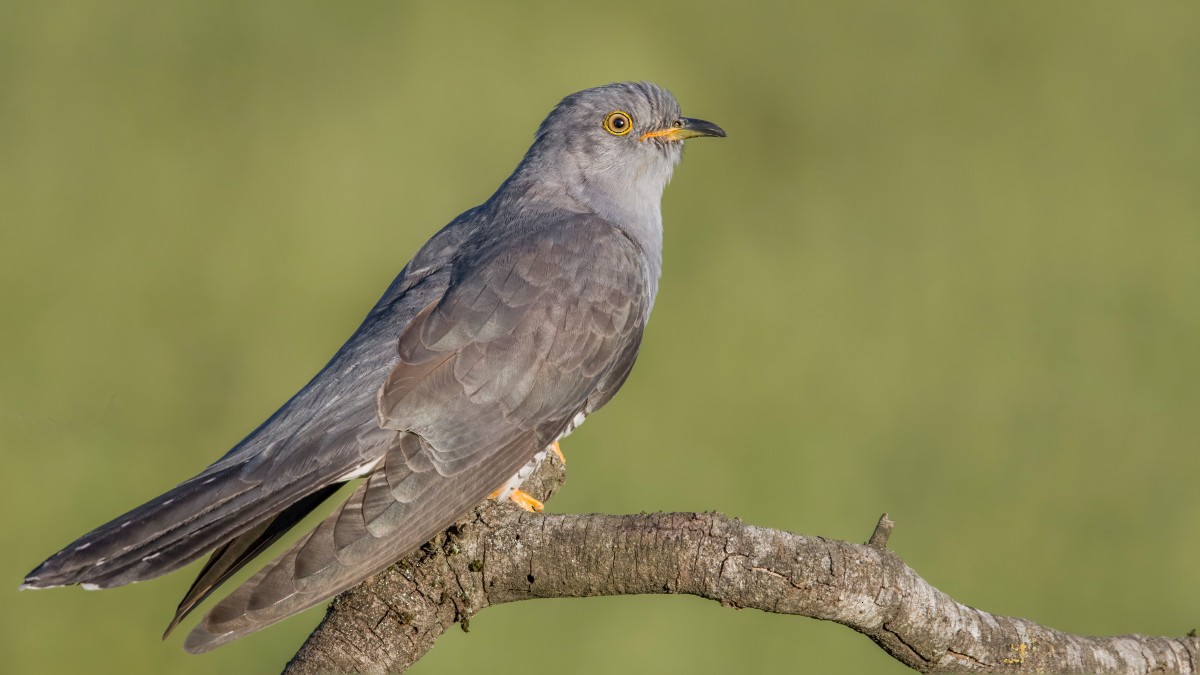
[
  {"x1": 640, "y1": 117, "x2": 727, "y2": 141},
  {"x1": 676, "y1": 117, "x2": 726, "y2": 139}
]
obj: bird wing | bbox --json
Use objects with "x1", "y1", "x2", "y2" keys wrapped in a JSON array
[
  {"x1": 162, "y1": 482, "x2": 344, "y2": 638},
  {"x1": 184, "y1": 213, "x2": 650, "y2": 651},
  {"x1": 22, "y1": 252, "x2": 453, "y2": 593}
]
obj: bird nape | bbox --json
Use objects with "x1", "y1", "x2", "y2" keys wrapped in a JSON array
[{"x1": 22, "y1": 81, "x2": 725, "y2": 653}]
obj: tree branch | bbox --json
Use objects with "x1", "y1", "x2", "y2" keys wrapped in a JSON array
[{"x1": 282, "y1": 459, "x2": 1197, "y2": 674}]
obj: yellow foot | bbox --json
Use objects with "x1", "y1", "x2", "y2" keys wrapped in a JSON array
[
  {"x1": 550, "y1": 440, "x2": 565, "y2": 465},
  {"x1": 486, "y1": 487, "x2": 544, "y2": 513},
  {"x1": 508, "y1": 489, "x2": 544, "y2": 513}
]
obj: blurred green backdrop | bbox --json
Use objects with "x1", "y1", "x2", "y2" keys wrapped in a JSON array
[{"x1": 3, "y1": 1, "x2": 1198, "y2": 673}]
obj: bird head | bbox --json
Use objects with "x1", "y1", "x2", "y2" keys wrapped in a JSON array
[
  {"x1": 535, "y1": 81, "x2": 725, "y2": 165},
  {"x1": 508, "y1": 82, "x2": 725, "y2": 224}
]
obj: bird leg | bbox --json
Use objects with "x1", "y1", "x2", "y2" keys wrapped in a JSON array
[
  {"x1": 485, "y1": 443, "x2": 563, "y2": 513},
  {"x1": 487, "y1": 487, "x2": 544, "y2": 513}
]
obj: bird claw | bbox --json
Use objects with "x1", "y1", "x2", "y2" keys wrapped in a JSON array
[
  {"x1": 486, "y1": 487, "x2": 544, "y2": 513},
  {"x1": 507, "y1": 490, "x2": 544, "y2": 513}
]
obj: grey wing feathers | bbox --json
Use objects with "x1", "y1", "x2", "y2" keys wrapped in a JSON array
[
  {"x1": 21, "y1": 265, "x2": 449, "y2": 592},
  {"x1": 185, "y1": 429, "x2": 541, "y2": 652},
  {"x1": 185, "y1": 215, "x2": 649, "y2": 651},
  {"x1": 163, "y1": 482, "x2": 344, "y2": 638}
]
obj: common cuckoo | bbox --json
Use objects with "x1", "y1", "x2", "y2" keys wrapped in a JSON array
[{"x1": 23, "y1": 81, "x2": 725, "y2": 652}]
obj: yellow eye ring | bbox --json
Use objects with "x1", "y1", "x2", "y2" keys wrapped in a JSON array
[{"x1": 603, "y1": 111, "x2": 633, "y2": 136}]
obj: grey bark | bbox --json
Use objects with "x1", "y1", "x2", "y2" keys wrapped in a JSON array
[{"x1": 282, "y1": 458, "x2": 1198, "y2": 674}]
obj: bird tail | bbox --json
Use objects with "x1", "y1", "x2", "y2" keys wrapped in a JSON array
[
  {"x1": 162, "y1": 482, "x2": 344, "y2": 637},
  {"x1": 21, "y1": 460, "x2": 337, "y2": 593}
]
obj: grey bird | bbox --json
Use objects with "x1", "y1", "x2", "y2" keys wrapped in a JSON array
[{"x1": 23, "y1": 81, "x2": 724, "y2": 652}]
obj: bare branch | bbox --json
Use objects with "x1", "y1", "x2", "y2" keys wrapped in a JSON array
[
  {"x1": 867, "y1": 512, "x2": 895, "y2": 549},
  {"x1": 282, "y1": 459, "x2": 1197, "y2": 675}
]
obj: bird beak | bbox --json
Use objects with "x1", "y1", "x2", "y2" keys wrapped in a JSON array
[{"x1": 639, "y1": 117, "x2": 727, "y2": 142}]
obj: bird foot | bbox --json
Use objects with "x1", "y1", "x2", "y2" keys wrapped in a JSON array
[
  {"x1": 550, "y1": 440, "x2": 565, "y2": 465},
  {"x1": 508, "y1": 489, "x2": 544, "y2": 512},
  {"x1": 486, "y1": 488, "x2": 544, "y2": 513}
]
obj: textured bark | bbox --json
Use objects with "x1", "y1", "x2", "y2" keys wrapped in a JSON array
[{"x1": 282, "y1": 459, "x2": 1198, "y2": 675}]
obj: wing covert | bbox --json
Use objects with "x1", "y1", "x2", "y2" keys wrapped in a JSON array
[{"x1": 186, "y1": 213, "x2": 653, "y2": 649}]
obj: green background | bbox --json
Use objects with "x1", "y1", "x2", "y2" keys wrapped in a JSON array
[{"x1": 3, "y1": 2, "x2": 1197, "y2": 673}]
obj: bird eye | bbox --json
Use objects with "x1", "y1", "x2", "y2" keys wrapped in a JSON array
[{"x1": 603, "y1": 111, "x2": 633, "y2": 136}]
